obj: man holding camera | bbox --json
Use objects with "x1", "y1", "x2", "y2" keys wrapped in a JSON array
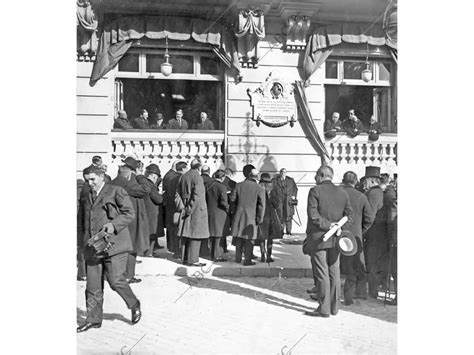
[
  {"x1": 77, "y1": 165, "x2": 141, "y2": 333},
  {"x1": 272, "y1": 168, "x2": 298, "y2": 236}
]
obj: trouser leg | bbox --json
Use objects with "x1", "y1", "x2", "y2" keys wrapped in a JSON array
[
  {"x1": 199, "y1": 238, "x2": 211, "y2": 258},
  {"x1": 285, "y1": 217, "x2": 292, "y2": 234},
  {"x1": 327, "y1": 248, "x2": 341, "y2": 315},
  {"x1": 77, "y1": 247, "x2": 86, "y2": 279},
  {"x1": 310, "y1": 257, "x2": 318, "y2": 287},
  {"x1": 343, "y1": 256, "x2": 356, "y2": 303},
  {"x1": 104, "y1": 252, "x2": 139, "y2": 309},
  {"x1": 220, "y1": 235, "x2": 228, "y2": 252},
  {"x1": 365, "y1": 241, "x2": 380, "y2": 298},
  {"x1": 125, "y1": 252, "x2": 137, "y2": 279},
  {"x1": 243, "y1": 239, "x2": 253, "y2": 264},
  {"x1": 187, "y1": 239, "x2": 201, "y2": 264},
  {"x1": 267, "y1": 238, "x2": 273, "y2": 259},
  {"x1": 212, "y1": 237, "x2": 224, "y2": 259},
  {"x1": 85, "y1": 258, "x2": 105, "y2": 324},
  {"x1": 235, "y1": 238, "x2": 243, "y2": 262},
  {"x1": 311, "y1": 250, "x2": 330, "y2": 315}
]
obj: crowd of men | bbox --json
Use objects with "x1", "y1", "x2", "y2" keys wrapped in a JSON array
[
  {"x1": 113, "y1": 108, "x2": 215, "y2": 130},
  {"x1": 76, "y1": 156, "x2": 397, "y2": 330},
  {"x1": 324, "y1": 109, "x2": 384, "y2": 141}
]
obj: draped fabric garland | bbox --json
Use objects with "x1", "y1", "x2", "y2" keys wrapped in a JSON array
[{"x1": 90, "y1": 15, "x2": 241, "y2": 86}]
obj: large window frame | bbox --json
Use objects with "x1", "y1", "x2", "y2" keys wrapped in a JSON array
[{"x1": 324, "y1": 57, "x2": 397, "y2": 133}]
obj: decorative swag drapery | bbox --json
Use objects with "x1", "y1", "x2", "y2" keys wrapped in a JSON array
[
  {"x1": 302, "y1": 22, "x2": 398, "y2": 84},
  {"x1": 89, "y1": 15, "x2": 241, "y2": 86}
]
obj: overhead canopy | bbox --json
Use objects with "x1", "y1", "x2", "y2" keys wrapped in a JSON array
[
  {"x1": 303, "y1": 22, "x2": 397, "y2": 83},
  {"x1": 90, "y1": 15, "x2": 240, "y2": 86}
]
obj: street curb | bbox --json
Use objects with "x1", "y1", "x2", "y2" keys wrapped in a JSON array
[{"x1": 171, "y1": 266, "x2": 313, "y2": 278}]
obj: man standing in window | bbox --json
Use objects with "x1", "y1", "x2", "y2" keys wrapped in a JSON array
[
  {"x1": 133, "y1": 109, "x2": 150, "y2": 129},
  {"x1": 167, "y1": 109, "x2": 189, "y2": 130},
  {"x1": 195, "y1": 112, "x2": 215, "y2": 130},
  {"x1": 272, "y1": 168, "x2": 298, "y2": 236},
  {"x1": 150, "y1": 112, "x2": 167, "y2": 129},
  {"x1": 324, "y1": 112, "x2": 343, "y2": 139},
  {"x1": 366, "y1": 115, "x2": 383, "y2": 141},
  {"x1": 342, "y1": 109, "x2": 363, "y2": 138},
  {"x1": 114, "y1": 110, "x2": 133, "y2": 130}
]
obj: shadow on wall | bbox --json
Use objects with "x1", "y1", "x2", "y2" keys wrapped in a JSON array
[{"x1": 226, "y1": 114, "x2": 279, "y2": 175}]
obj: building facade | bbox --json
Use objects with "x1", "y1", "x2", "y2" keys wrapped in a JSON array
[{"x1": 77, "y1": 0, "x2": 397, "y2": 233}]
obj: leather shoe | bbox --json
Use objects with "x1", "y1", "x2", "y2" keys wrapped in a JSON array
[
  {"x1": 189, "y1": 262, "x2": 206, "y2": 267},
  {"x1": 214, "y1": 257, "x2": 227, "y2": 262},
  {"x1": 128, "y1": 277, "x2": 142, "y2": 284},
  {"x1": 309, "y1": 294, "x2": 319, "y2": 301},
  {"x1": 243, "y1": 261, "x2": 256, "y2": 266},
  {"x1": 344, "y1": 299, "x2": 354, "y2": 306},
  {"x1": 304, "y1": 310, "x2": 329, "y2": 318},
  {"x1": 131, "y1": 301, "x2": 142, "y2": 324},
  {"x1": 251, "y1": 254, "x2": 258, "y2": 260},
  {"x1": 77, "y1": 322, "x2": 101, "y2": 333},
  {"x1": 77, "y1": 276, "x2": 87, "y2": 282},
  {"x1": 385, "y1": 297, "x2": 397, "y2": 306},
  {"x1": 306, "y1": 286, "x2": 318, "y2": 294}
]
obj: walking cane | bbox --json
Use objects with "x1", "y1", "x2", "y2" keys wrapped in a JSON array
[
  {"x1": 292, "y1": 205, "x2": 302, "y2": 227},
  {"x1": 384, "y1": 244, "x2": 394, "y2": 306}
]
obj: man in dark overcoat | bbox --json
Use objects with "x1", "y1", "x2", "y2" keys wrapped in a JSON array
[
  {"x1": 230, "y1": 169, "x2": 266, "y2": 266},
  {"x1": 222, "y1": 168, "x2": 237, "y2": 253},
  {"x1": 163, "y1": 161, "x2": 188, "y2": 258},
  {"x1": 363, "y1": 166, "x2": 387, "y2": 299},
  {"x1": 205, "y1": 169, "x2": 230, "y2": 261},
  {"x1": 162, "y1": 161, "x2": 179, "y2": 251},
  {"x1": 177, "y1": 159, "x2": 209, "y2": 266},
  {"x1": 272, "y1": 168, "x2": 298, "y2": 236},
  {"x1": 385, "y1": 180, "x2": 397, "y2": 305},
  {"x1": 111, "y1": 157, "x2": 150, "y2": 284},
  {"x1": 201, "y1": 165, "x2": 213, "y2": 191},
  {"x1": 340, "y1": 171, "x2": 374, "y2": 305},
  {"x1": 77, "y1": 165, "x2": 141, "y2": 332},
  {"x1": 303, "y1": 165, "x2": 353, "y2": 318},
  {"x1": 137, "y1": 164, "x2": 164, "y2": 257}
]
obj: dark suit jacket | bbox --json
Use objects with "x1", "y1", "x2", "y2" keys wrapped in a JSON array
[
  {"x1": 342, "y1": 185, "x2": 373, "y2": 239},
  {"x1": 167, "y1": 118, "x2": 189, "y2": 130},
  {"x1": 133, "y1": 117, "x2": 149, "y2": 129},
  {"x1": 206, "y1": 180, "x2": 230, "y2": 237},
  {"x1": 230, "y1": 178, "x2": 266, "y2": 240},
  {"x1": 304, "y1": 180, "x2": 353, "y2": 253},
  {"x1": 202, "y1": 173, "x2": 213, "y2": 191},
  {"x1": 114, "y1": 118, "x2": 133, "y2": 129},
  {"x1": 364, "y1": 186, "x2": 386, "y2": 243},
  {"x1": 342, "y1": 119, "x2": 363, "y2": 137},
  {"x1": 77, "y1": 183, "x2": 135, "y2": 261},
  {"x1": 195, "y1": 120, "x2": 215, "y2": 130}
]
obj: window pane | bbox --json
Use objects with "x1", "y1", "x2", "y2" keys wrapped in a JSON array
[
  {"x1": 201, "y1": 56, "x2": 219, "y2": 75},
  {"x1": 343, "y1": 61, "x2": 371, "y2": 80},
  {"x1": 325, "y1": 84, "x2": 373, "y2": 126},
  {"x1": 146, "y1": 54, "x2": 194, "y2": 74},
  {"x1": 325, "y1": 61, "x2": 338, "y2": 78},
  {"x1": 379, "y1": 62, "x2": 391, "y2": 81},
  {"x1": 118, "y1": 53, "x2": 139, "y2": 72}
]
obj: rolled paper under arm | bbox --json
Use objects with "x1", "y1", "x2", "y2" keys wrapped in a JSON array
[{"x1": 322, "y1": 216, "x2": 348, "y2": 242}]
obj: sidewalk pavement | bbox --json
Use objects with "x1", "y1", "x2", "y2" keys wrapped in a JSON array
[{"x1": 137, "y1": 234, "x2": 316, "y2": 278}]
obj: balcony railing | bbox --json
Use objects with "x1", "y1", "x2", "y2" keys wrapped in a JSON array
[
  {"x1": 110, "y1": 130, "x2": 225, "y2": 173},
  {"x1": 325, "y1": 133, "x2": 397, "y2": 165}
]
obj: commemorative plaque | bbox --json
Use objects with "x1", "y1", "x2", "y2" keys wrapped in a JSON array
[{"x1": 247, "y1": 74, "x2": 297, "y2": 127}]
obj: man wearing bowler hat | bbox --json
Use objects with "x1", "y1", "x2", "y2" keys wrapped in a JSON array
[
  {"x1": 303, "y1": 165, "x2": 353, "y2": 318},
  {"x1": 137, "y1": 164, "x2": 164, "y2": 257},
  {"x1": 363, "y1": 166, "x2": 388, "y2": 299},
  {"x1": 340, "y1": 171, "x2": 374, "y2": 305},
  {"x1": 111, "y1": 157, "x2": 150, "y2": 283}
]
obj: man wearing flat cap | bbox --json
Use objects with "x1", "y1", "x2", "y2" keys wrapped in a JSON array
[
  {"x1": 340, "y1": 171, "x2": 374, "y2": 305},
  {"x1": 303, "y1": 165, "x2": 353, "y2": 318},
  {"x1": 230, "y1": 168, "x2": 266, "y2": 266},
  {"x1": 111, "y1": 157, "x2": 150, "y2": 283},
  {"x1": 114, "y1": 110, "x2": 133, "y2": 130},
  {"x1": 136, "y1": 164, "x2": 164, "y2": 257}
]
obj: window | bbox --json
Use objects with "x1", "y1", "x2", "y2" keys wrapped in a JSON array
[
  {"x1": 324, "y1": 58, "x2": 396, "y2": 133},
  {"x1": 115, "y1": 49, "x2": 224, "y2": 131}
]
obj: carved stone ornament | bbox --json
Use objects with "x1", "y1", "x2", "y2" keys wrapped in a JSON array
[{"x1": 247, "y1": 73, "x2": 297, "y2": 128}]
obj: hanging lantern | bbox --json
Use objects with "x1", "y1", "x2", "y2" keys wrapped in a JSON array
[
  {"x1": 160, "y1": 36, "x2": 173, "y2": 76},
  {"x1": 361, "y1": 62, "x2": 372, "y2": 82}
]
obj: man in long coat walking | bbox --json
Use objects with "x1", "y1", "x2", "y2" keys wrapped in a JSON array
[
  {"x1": 163, "y1": 161, "x2": 179, "y2": 252},
  {"x1": 340, "y1": 171, "x2": 373, "y2": 305},
  {"x1": 77, "y1": 165, "x2": 141, "y2": 332},
  {"x1": 272, "y1": 168, "x2": 298, "y2": 236},
  {"x1": 205, "y1": 169, "x2": 230, "y2": 261},
  {"x1": 111, "y1": 157, "x2": 150, "y2": 284},
  {"x1": 303, "y1": 165, "x2": 353, "y2": 318},
  {"x1": 230, "y1": 168, "x2": 266, "y2": 266},
  {"x1": 177, "y1": 159, "x2": 209, "y2": 266}
]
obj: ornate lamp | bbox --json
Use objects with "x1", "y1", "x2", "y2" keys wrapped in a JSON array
[
  {"x1": 160, "y1": 35, "x2": 173, "y2": 76},
  {"x1": 361, "y1": 42, "x2": 372, "y2": 82}
]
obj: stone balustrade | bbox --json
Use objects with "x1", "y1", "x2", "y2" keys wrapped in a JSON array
[
  {"x1": 110, "y1": 130, "x2": 225, "y2": 174},
  {"x1": 326, "y1": 134, "x2": 397, "y2": 165}
]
